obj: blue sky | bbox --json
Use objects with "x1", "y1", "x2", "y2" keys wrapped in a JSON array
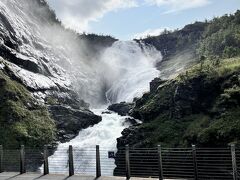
[{"x1": 47, "y1": 0, "x2": 240, "y2": 40}]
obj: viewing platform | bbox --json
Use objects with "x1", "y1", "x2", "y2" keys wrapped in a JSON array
[
  {"x1": 0, "y1": 172, "x2": 159, "y2": 180},
  {"x1": 0, "y1": 144, "x2": 239, "y2": 180}
]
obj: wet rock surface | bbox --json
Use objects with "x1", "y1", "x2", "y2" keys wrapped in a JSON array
[
  {"x1": 49, "y1": 105, "x2": 102, "y2": 143},
  {"x1": 150, "y1": 77, "x2": 167, "y2": 92},
  {"x1": 116, "y1": 125, "x2": 143, "y2": 148},
  {"x1": 122, "y1": 117, "x2": 140, "y2": 126},
  {"x1": 108, "y1": 102, "x2": 134, "y2": 116}
]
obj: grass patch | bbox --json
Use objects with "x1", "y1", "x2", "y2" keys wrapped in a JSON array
[{"x1": 0, "y1": 70, "x2": 56, "y2": 148}]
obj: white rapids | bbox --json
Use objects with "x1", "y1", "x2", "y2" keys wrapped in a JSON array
[
  {"x1": 47, "y1": 109, "x2": 130, "y2": 175},
  {"x1": 47, "y1": 40, "x2": 162, "y2": 175}
]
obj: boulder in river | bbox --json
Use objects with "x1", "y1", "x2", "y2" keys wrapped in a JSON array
[
  {"x1": 108, "y1": 102, "x2": 134, "y2": 116},
  {"x1": 48, "y1": 105, "x2": 102, "y2": 143}
]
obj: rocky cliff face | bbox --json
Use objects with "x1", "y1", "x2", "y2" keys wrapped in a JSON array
[
  {"x1": 0, "y1": 0, "x2": 105, "y2": 147},
  {"x1": 116, "y1": 58, "x2": 240, "y2": 149}
]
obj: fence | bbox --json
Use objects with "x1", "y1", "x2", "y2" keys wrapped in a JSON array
[{"x1": 0, "y1": 144, "x2": 239, "y2": 180}]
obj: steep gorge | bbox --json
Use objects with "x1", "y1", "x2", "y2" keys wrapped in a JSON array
[
  {"x1": 0, "y1": 0, "x2": 164, "y2": 151},
  {"x1": 1, "y1": 0, "x2": 240, "y2": 177}
]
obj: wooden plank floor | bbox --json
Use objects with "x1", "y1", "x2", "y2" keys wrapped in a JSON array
[{"x1": 0, "y1": 172, "x2": 161, "y2": 180}]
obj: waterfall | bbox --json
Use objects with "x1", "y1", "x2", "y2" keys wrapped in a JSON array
[
  {"x1": 0, "y1": 2, "x2": 162, "y2": 175},
  {"x1": 48, "y1": 40, "x2": 162, "y2": 175},
  {"x1": 102, "y1": 41, "x2": 162, "y2": 103},
  {"x1": 71, "y1": 40, "x2": 162, "y2": 107},
  {"x1": 0, "y1": 0, "x2": 162, "y2": 175}
]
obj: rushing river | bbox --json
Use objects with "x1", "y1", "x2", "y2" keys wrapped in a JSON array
[
  {"x1": 48, "y1": 41, "x2": 162, "y2": 175},
  {"x1": 47, "y1": 109, "x2": 130, "y2": 175}
]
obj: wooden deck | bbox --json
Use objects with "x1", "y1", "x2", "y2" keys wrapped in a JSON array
[{"x1": 0, "y1": 172, "x2": 161, "y2": 180}]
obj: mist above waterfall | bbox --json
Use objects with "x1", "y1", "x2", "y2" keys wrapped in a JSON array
[
  {"x1": 102, "y1": 41, "x2": 162, "y2": 103},
  {"x1": 72, "y1": 40, "x2": 162, "y2": 107},
  {"x1": 0, "y1": 0, "x2": 162, "y2": 108},
  {"x1": 41, "y1": 26, "x2": 163, "y2": 107}
]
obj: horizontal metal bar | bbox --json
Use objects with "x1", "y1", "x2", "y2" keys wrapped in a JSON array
[
  {"x1": 129, "y1": 148, "x2": 157, "y2": 150},
  {"x1": 162, "y1": 160, "x2": 193, "y2": 163},
  {"x1": 197, "y1": 166, "x2": 232, "y2": 169},
  {"x1": 129, "y1": 155, "x2": 158, "y2": 157},
  {"x1": 162, "y1": 162, "x2": 194, "y2": 165},
  {"x1": 129, "y1": 149, "x2": 158, "y2": 151},
  {"x1": 163, "y1": 173, "x2": 194, "y2": 177},
  {"x1": 196, "y1": 150, "x2": 230, "y2": 152},
  {"x1": 129, "y1": 164, "x2": 159, "y2": 167},
  {"x1": 196, "y1": 153, "x2": 231, "y2": 155},
  {"x1": 198, "y1": 167, "x2": 232, "y2": 170},
  {"x1": 197, "y1": 172, "x2": 232, "y2": 176},
  {"x1": 163, "y1": 164, "x2": 194, "y2": 168},
  {"x1": 130, "y1": 168, "x2": 159, "y2": 171},
  {"x1": 162, "y1": 157, "x2": 193, "y2": 160},
  {"x1": 162, "y1": 168, "x2": 195, "y2": 171}
]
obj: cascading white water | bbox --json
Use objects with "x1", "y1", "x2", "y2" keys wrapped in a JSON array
[
  {"x1": 47, "y1": 41, "x2": 162, "y2": 175},
  {"x1": 47, "y1": 109, "x2": 130, "y2": 175},
  {"x1": 102, "y1": 41, "x2": 162, "y2": 103},
  {"x1": 0, "y1": 1, "x2": 162, "y2": 174},
  {"x1": 71, "y1": 40, "x2": 162, "y2": 106}
]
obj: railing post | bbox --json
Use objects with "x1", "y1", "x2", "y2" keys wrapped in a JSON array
[
  {"x1": 68, "y1": 145, "x2": 74, "y2": 176},
  {"x1": 20, "y1": 145, "x2": 26, "y2": 174},
  {"x1": 96, "y1": 145, "x2": 101, "y2": 178},
  {"x1": 231, "y1": 144, "x2": 238, "y2": 180},
  {"x1": 192, "y1": 145, "x2": 198, "y2": 180},
  {"x1": 0, "y1": 145, "x2": 3, "y2": 173},
  {"x1": 125, "y1": 145, "x2": 131, "y2": 180},
  {"x1": 157, "y1": 145, "x2": 163, "y2": 180},
  {"x1": 43, "y1": 145, "x2": 49, "y2": 175}
]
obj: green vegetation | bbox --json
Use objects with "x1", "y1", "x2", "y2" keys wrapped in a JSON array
[
  {"x1": 140, "y1": 10, "x2": 240, "y2": 63},
  {"x1": 197, "y1": 11, "x2": 240, "y2": 59},
  {"x1": 0, "y1": 69, "x2": 56, "y2": 148},
  {"x1": 131, "y1": 57, "x2": 240, "y2": 147},
  {"x1": 139, "y1": 22, "x2": 206, "y2": 61},
  {"x1": 127, "y1": 11, "x2": 240, "y2": 148},
  {"x1": 80, "y1": 33, "x2": 117, "y2": 47},
  {"x1": 46, "y1": 97, "x2": 59, "y2": 105}
]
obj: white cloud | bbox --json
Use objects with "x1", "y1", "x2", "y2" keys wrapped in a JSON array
[
  {"x1": 46, "y1": 0, "x2": 211, "y2": 36},
  {"x1": 47, "y1": 0, "x2": 138, "y2": 32},
  {"x1": 133, "y1": 28, "x2": 170, "y2": 39},
  {"x1": 145, "y1": 0, "x2": 211, "y2": 13}
]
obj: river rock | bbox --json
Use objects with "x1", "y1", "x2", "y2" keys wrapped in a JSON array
[
  {"x1": 122, "y1": 117, "x2": 140, "y2": 126},
  {"x1": 108, "y1": 102, "x2": 134, "y2": 116},
  {"x1": 150, "y1": 77, "x2": 167, "y2": 92},
  {"x1": 48, "y1": 105, "x2": 102, "y2": 143},
  {"x1": 102, "y1": 110, "x2": 112, "y2": 114}
]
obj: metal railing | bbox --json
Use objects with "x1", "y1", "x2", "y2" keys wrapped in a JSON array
[{"x1": 0, "y1": 144, "x2": 239, "y2": 180}]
